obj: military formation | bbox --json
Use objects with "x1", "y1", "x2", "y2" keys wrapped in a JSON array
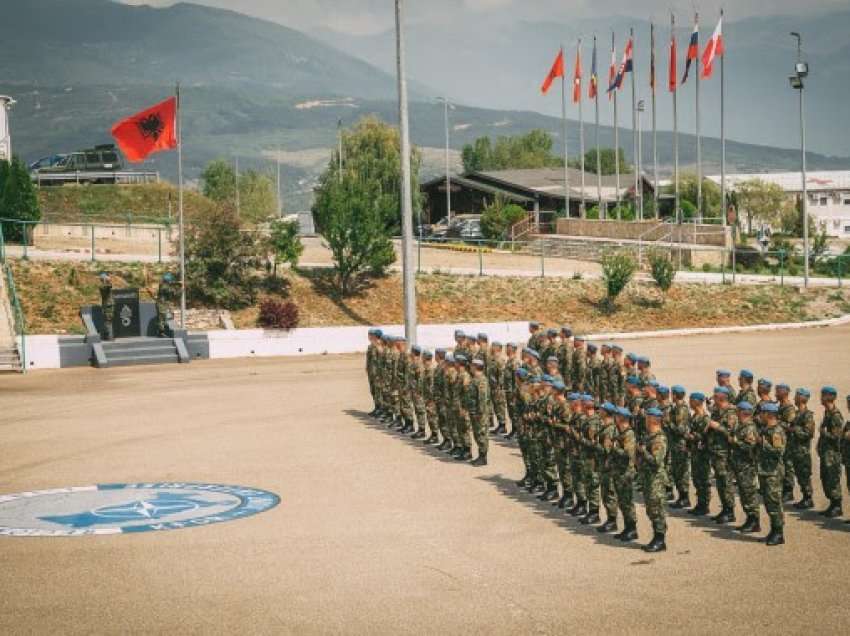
[{"x1": 364, "y1": 322, "x2": 850, "y2": 553}]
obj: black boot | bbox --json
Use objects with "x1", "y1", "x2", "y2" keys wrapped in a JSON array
[
  {"x1": 793, "y1": 496, "x2": 814, "y2": 510},
  {"x1": 782, "y1": 489, "x2": 795, "y2": 503},
  {"x1": 666, "y1": 487, "x2": 676, "y2": 502},
  {"x1": 642, "y1": 532, "x2": 667, "y2": 553},
  {"x1": 437, "y1": 439, "x2": 450, "y2": 451},
  {"x1": 689, "y1": 501, "x2": 710, "y2": 516},
  {"x1": 411, "y1": 428, "x2": 426, "y2": 439},
  {"x1": 505, "y1": 429, "x2": 517, "y2": 440},
  {"x1": 765, "y1": 528, "x2": 785, "y2": 546},
  {"x1": 580, "y1": 505, "x2": 600, "y2": 525},
  {"x1": 570, "y1": 500, "x2": 588, "y2": 517},
  {"x1": 736, "y1": 514, "x2": 761, "y2": 534},
  {"x1": 617, "y1": 523, "x2": 638, "y2": 542},
  {"x1": 515, "y1": 471, "x2": 531, "y2": 488},
  {"x1": 538, "y1": 484, "x2": 558, "y2": 502},
  {"x1": 471, "y1": 452, "x2": 488, "y2": 467},
  {"x1": 556, "y1": 492, "x2": 573, "y2": 509},
  {"x1": 714, "y1": 507, "x2": 735, "y2": 524},
  {"x1": 495, "y1": 424, "x2": 507, "y2": 435},
  {"x1": 597, "y1": 517, "x2": 618, "y2": 533},
  {"x1": 451, "y1": 446, "x2": 463, "y2": 459},
  {"x1": 820, "y1": 500, "x2": 843, "y2": 518}
]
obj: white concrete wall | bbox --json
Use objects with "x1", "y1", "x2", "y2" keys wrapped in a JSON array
[{"x1": 21, "y1": 335, "x2": 60, "y2": 370}]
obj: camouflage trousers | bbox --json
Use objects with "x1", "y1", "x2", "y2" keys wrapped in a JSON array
[
  {"x1": 759, "y1": 471, "x2": 785, "y2": 530},
  {"x1": 529, "y1": 429, "x2": 557, "y2": 486},
  {"x1": 437, "y1": 404, "x2": 452, "y2": 442},
  {"x1": 413, "y1": 396, "x2": 428, "y2": 433},
  {"x1": 400, "y1": 390, "x2": 415, "y2": 421},
  {"x1": 671, "y1": 447, "x2": 691, "y2": 498},
  {"x1": 599, "y1": 468, "x2": 618, "y2": 520},
  {"x1": 455, "y1": 408, "x2": 472, "y2": 450},
  {"x1": 613, "y1": 469, "x2": 636, "y2": 526},
  {"x1": 517, "y1": 428, "x2": 532, "y2": 474},
  {"x1": 641, "y1": 471, "x2": 668, "y2": 534},
  {"x1": 470, "y1": 410, "x2": 489, "y2": 455},
  {"x1": 692, "y1": 449, "x2": 712, "y2": 507},
  {"x1": 580, "y1": 457, "x2": 600, "y2": 507},
  {"x1": 784, "y1": 443, "x2": 813, "y2": 498},
  {"x1": 426, "y1": 401, "x2": 439, "y2": 437},
  {"x1": 819, "y1": 450, "x2": 843, "y2": 502},
  {"x1": 554, "y1": 445, "x2": 572, "y2": 494},
  {"x1": 491, "y1": 390, "x2": 507, "y2": 428},
  {"x1": 711, "y1": 452, "x2": 736, "y2": 511},
  {"x1": 389, "y1": 389, "x2": 401, "y2": 417},
  {"x1": 507, "y1": 401, "x2": 520, "y2": 435},
  {"x1": 570, "y1": 453, "x2": 585, "y2": 500},
  {"x1": 732, "y1": 457, "x2": 760, "y2": 517}
]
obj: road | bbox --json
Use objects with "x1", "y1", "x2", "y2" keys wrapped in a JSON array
[{"x1": 1, "y1": 324, "x2": 849, "y2": 634}]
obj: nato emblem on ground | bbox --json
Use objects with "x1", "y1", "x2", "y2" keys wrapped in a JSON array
[{"x1": 0, "y1": 483, "x2": 280, "y2": 537}]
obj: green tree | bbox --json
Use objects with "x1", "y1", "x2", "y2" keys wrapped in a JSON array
[
  {"x1": 780, "y1": 196, "x2": 818, "y2": 238},
  {"x1": 600, "y1": 250, "x2": 636, "y2": 310},
  {"x1": 201, "y1": 160, "x2": 276, "y2": 224},
  {"x1": 313, "y1": 172, "x2": 396, "y2": 295},
  {"x1": 677, "y1": 173, "x2": 722, "y2": 220},
  {"x1": 647, "y1": 249, "x2": 676, "y2": 300},
  {"x1": 201, "y1": 160, "x2": 236, "y2": 203},
  {"x1": 480, "y1": 195, "x2": 527, "y2": 240},
  {"x1": 735, "y1": 179, "x2": 788, "y2": 234},
  {"x1": 0, "y1": 157, "x2": 41, "y2": 243},
  {"x1": 267, "y1": 218, "x2": 303, "y2": 277},
  {"x1": 568, "y1": 148, "x2": 632, "y2": 175},
  {"x1": 461, "y1": 130, "x2": 563, "y2": 172}
]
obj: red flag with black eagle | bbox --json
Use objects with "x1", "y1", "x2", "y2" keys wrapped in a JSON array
[{"x1": 111, "y1": 97, "x2": 177, "y2": 163}]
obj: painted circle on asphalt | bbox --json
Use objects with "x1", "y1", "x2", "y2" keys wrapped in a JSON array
[{"x1": 0, "y1": 482, "x2": 280, "y2": 537}]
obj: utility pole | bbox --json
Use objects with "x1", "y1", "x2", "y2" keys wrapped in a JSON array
[
  {"x1": 438, "y1": 97, "x2": 453, "y2": 222},
  {"x1": 395, "y1": 0, "x2": 417, "y2": 343},
  {"x1": 234, "y1": 156, "x2": 241, "y2": 218},
  {"x1": 276, "y1": 147, "x2": 283, "y2": 217},
  {"x1": 790, "y1": 32, "x2": 809, "y2": 288}
]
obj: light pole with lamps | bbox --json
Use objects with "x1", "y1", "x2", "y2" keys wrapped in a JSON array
[
  {"x1": 636, "y1": 99, "x2": 645, "y2": 220},
  {"x1": 789, "y1": 32, "x2": 809, "y2": 288},
  {"x1": 436, "y1": 97, "x2": 454, "y2": 224}
]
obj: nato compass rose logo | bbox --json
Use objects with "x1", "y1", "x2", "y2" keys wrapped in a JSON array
[{"x1": 0, "y1": 483, "x2": 280, "y2": 537}]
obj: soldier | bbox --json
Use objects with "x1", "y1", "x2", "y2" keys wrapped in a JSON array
[
  {"x1": 466, "y1": 358, "x2": 491, "y2": 466},
  {"x1": 397, "y1": 338, "x2": 416, "y2": 434},
  {"x1": 453, "y1": 330, "x2": 468, "y2": 359},
  {"x1": 716, "y1": 370, "x2": 734, "y2": 400},
  {"x1": 545, "y1": 356, "x2": 563, "y2": 384},
  {"x1": 431, "y1": 350, "x2": 449, "y2": 447},
  {"x1": 844, "y1": 394, "x2": 850, "y2": 524},
  {"x1": 597, "y1": 402, "x2": 620, "y2": 533},
  {"x1": 817, "y1": 386, "x2": 844, "y2": 518},
  {"x1": 385, "y1": 336, "x2": 403, "y2": 427},
  {"x1": 755, "y1": 378, "x2": 774, "y2": 428},
  {"x1": 567, "y1": 392, "x2": 587, "y2": 516},
  {"x1": 98, "y1": 272, "x2": 114, "y2": 340},
  {"x1": 578, "y1": 395, "x2": 602, "y2": 525},
  {"x1": 657, "y1": 385, "x2": 675, "y2": 501},
  {"x1": 551, "y1": 383, "x2": 574, "y2": 509},
  {"x1": 536, "y1": 377, "x2": 560, "y2": 501},
  {"x1": 524, "y1": 377, "x2": 546, "y2": 493},
  {"x1": 571, "y1": 337, "x2": 588, "y2": 392},
  {"x1": 514, "y1": 369, "x2": 534, "y2": 487},
  {"x1": 528, "y1": 321, "x2": 545, "y2": 352},
  {"x1": 475, "y1": 333, "x2": 490, "y2": 367},
  {"x1": 409, "y1": 346, "x2": 429, "y2": 440},
  {"x1": 636, "y1": 380, "x2": 659, "y2": 440},
  {"x1": 612, "y1": 406, "x2": 638, "y2": 542},
  {"x1": 736, "y1": 370, "x2": 758, "y2": 408},
  {"x1": 623, "y1": 353, "x2": 637, "y2": 383},
  {"x1": 625, "y1": 376, "x2": 644, "y2": 429},
  {"x1": 637, "y1": 356, "x2": 656, "y2": 384},
  {"x1": 378, "y1": 335, "x2": 393, "y2": 423},
  {"x1": 637, "y1": 407, "x2": 669, "y2": 552},
  {"x1": 785, "y1": 387, "x2": 815, "y2": 509},
  {"x1": 541, "y1": 328, "x2": 560, "y2": 363},
  {"x1": 708, "y1": 386, "x2": 738, "y2": 524},
  {"x1": 489, "y1": 341, "x2": 508, "y2": 435},
  {"x1": 668, "y1": 385, "x2": 692, "y2": 509},
  {"x1": 504, "y1": 343, "x2": 521, "y2": 439},
  {"x1": 452, "y1": 355, "x2": 473, "y2": 461},
  {"x1": 587, "y1": 344, "x2": 603, "y2": 400},
  {"x1": 366, "y1": 329, "x2": 381, "y2": 417},
  {"x1": 687, "y1": 392, "x2": 713, "y2": 516},
  {"x1": 609, "y1": 346, "x2": 625, "y2": 406},
  {"x1": 598, "y1": 344, "x2": 613, "y2": 404},
  {"x1": 421, "y1": 350, "x2": 440, "y2": 445},
  {"x1": 154, "y1": 272, "x2": 178, "y2": 337},
  {"x1": 558, "y1": 327, "x2": 573, "y2": 388},
  {"x1": 440, "y1": 353, "x2": 458, "y2": 453},
  {"x1": 758, "y1": 402, "x2": 787, "y2": 546},
  {"x1": 525, "y1": 348, "x2": 543, "y2": 376},
  {"x1": 730, "y1": 402, "x2": 761, "y2": 533}
]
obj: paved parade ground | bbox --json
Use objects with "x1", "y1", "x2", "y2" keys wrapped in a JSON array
[{"x1": 1, "y1": 324, "x2": 849, "y2": 634}]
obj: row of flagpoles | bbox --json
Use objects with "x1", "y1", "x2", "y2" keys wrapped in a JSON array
[{"x1": 541, "y1": 11, "x2": 725, "y2": 224}]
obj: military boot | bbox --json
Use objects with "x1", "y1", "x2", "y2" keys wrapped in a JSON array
[
  {"x1": 471, "y1": 452, "x2": 488, "y2": 467},
  {"x1": 765, "y1": 528, "x2": 785, "y2": 546},
  {"x1": 556, "y1": 491, "x2": 573, "y2": 509},
  {"x1": 666, "y1": 487, "x2": 676, "y2": 502},
  {"x1": 793, "y1": 496, "x2": 814, "y2": 510},
  {"x1": 515, "y1": 471, "x2": 531, "y2": 488},
  {"x1": 782, "y1": 488, "x2": 795, "y2": 503},
  {"x1": 570, "y1": 500, "x2": 588, "y2": 517},
  {"x1": 495, "y1": 423, "x2": 507, "y2": 436},
  {"x1": 688, "y1": 501, "x2": 710, "y2": 516},
  {"x1": 451, "y1": 445, "x2": 464, "y2": 459},
  {"x1": 505, "y1": 429, "x2": 517, "y2": 440},
  {"x1": 616, "y1": 523, "x2": 638, "y2": 542},
  {"x1": 538, "y1": 484, "x2": 558, "y2": 502},
  {"x1": 580, "y1": 505, "x2": 600, "y2": 525},
  {"x1": 714, "y1": 507, "x2": 735, "y2": 524},
  {"x1": 642, "y1": 532, "x2": 667, "y2": 553},
  {"x1": 437, "y1": 438, "x2": 450, "y2": 451},
  {"x1": 820, "y1": 500, "x2": 843, "y2": 518},
  {"x1": 461, "y1": 447, "x2": 473, "y2": 461},
  {"x1": 425, "y1": 433, "x2": 439, "y2": 445},
  {"x1": 596, "y1": 517, "x2": 618, "y2": 533},
  {"x1": 736, "y1": 514, "x2": 761, "y2": 534}
]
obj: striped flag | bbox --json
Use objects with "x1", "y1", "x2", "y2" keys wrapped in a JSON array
[
  {"x1": 669, "y1": 26, "x2": 678, "y2": 92},
  {"x1": 609, "y1": 37, "x2": 633, "y2": 92},
  {"x1": 573, "y1": 45, "x2": 583, "y2": 103},
  {"x1": 682, "y1": 20, "x2": 699, "y2": 84},
  {"x1": 701, "y1": 15, "x2": 724, "y2": 79},
  {"x1": 607, "y1": 39, "x2": 617, "y2": 99},
  {"x1": 589, "y1": 37, "x2": 598, "y2": 99}
]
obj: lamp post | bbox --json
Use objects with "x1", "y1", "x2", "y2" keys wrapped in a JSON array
[
  {"x1": 789, "y1": 32, "x2": 809, "y2": 288},
  {"x1": 436, "y1": 97, "x2": 454, "y2": 223},
  {"x1": 0, "y1": 95, "x2": 16, "y2": 162},
  {"x1": 636, "y1": 99, "x2": 646, "y2": 220}
]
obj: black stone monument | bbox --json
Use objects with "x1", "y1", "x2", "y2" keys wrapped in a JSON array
[{"x1": 112, "y1": 288, "x2": 141, "y2": 339}]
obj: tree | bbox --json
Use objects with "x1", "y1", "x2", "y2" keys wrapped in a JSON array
[
  {"x1": 201, "y1": 160, "x2": 236, "y2": 202},
  {"x1": 568, "y1": 148, "x2": 632, "y2": 175},
  {"x1": 780, "y1": 196, "x2": 818, "y2": 238},
  {"x1": 647, "y1": 249, "x2": 676, "y2": 300},
  {"x1": 600, "y1": 250, "x2": 636, "y2": 310},
  {"x1": 676, "y1": 173, "x2": 722, "y2": 220},
  {"x1": 0, "y1": 157, "x2": 41, "y2": 243},
  {"x1": 461, "y1": 130, "x2": 563, "y2": 172},
  {"x1": 312, "y1": 172, "x2": 396, "y2": 295},
  {"x1": 267, "y1": 219, "x2": 304, "y2": 277},
  {"x1": 480, "y1": 195, "x2": 527, "y2": 240},
  {"x1": 735, "y1": 179, "x2": 788, "y2": 234},
  {"x1": 201, "y1": 160, "x2": 277, "y2": 224}
]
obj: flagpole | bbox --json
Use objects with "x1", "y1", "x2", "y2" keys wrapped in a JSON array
[
  {"x1": 695, "y1": 12, "x2": 702, "y2": 221},
  {"x1": 176, "y1": 81, "x2": 186, "y2": 329},
  {"x1": 672, "y1": 14, "x2": 680, "y2": 227},
  {"x1": 561, "y1": 45, "x2": 570, "y2": 219},
  {"x1": 594, "y1": 36, "x2": 602, "y2": 219},
  {"x1": 613, "y1": 33, "x2": 620, "y2": 218},
  {"x1": 651, "y1": 22, "x2": 659, "y2": 218},
  {"x1": 631, "y1": 27, "x2": 639, "y2": 220},
  {"x1": 720, "y1": 9, "x2": 727, "y2": 228},
  {"x1": 578, "y1": 39, "x2": 586, "y2": 219}
]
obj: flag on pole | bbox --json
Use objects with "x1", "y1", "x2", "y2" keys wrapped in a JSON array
[
  {"x1": 701, "y1": 15, "x2": 724, "y2": 79},
  {"x1": 541, "y1": 48, "x2": 565, "y2": 94},
  {"x1": 111, "y1": 97, "x2": 177, "y2": 163},
  {"x1": 609, "y1": 37, "x2": 633, "y2": 92},
  {"x1": 650, "y1": 24, "x2": 657, "y2": 91},
  {"x1": 682, "y1": 21, "x2": 699, "y2": 84},
  {"x1": 669, "y1": 27, "x2": 678, "y2": 92},
  {"x1": 573, "y1": 46, "x2": 583, "y2": 103},
  {"x1": 607, "y1": 40, "x2": 617, "y2": 99},
  {"x1": 589, "y1": 37, "x2": 598, "y2": 99}
]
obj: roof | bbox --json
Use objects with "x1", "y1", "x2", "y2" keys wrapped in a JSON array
[
  {"x1": 472, "y1": 168, "x2": 652, "y2": 203},
  {"x1": 706, "y1": 171, "x2": 850, "y2": 192},
  {"x1": 420, "y1": 174, "x2": 535, "y2": 203}
]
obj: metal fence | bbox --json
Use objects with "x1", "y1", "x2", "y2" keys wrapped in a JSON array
[{"x1": 0, "y1": 224, "x2": 27, "y2": 372}]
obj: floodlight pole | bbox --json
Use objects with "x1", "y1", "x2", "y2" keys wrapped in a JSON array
[{"x1": 791, "y1": 32, "x2": 809, "y2": 288}]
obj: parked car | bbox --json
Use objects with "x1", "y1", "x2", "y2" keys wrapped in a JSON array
[
  {"x1": 32, "y1": 144, "x2": 123, "y2": 184},
  {"x1": 446, "y1": 214, "x2": 483, "y2": 241}
]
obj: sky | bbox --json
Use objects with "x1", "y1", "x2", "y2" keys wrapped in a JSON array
[{"x1": 123, "y1": 0, "x2": 848, "y2": 35}]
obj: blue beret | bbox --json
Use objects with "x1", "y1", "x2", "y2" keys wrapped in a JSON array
[
  {"x1": 478, "y1": 333, "x2": 488, "y2": 340},
  {"x1": 645, "y1": 407, "x2": 663, "y2": 418},
  {"x1": 626, "y1": 376, "x2": 641, "y2": 386},
  {"x1": 552, "y1": 380, "x2": 566, "y2": 392},
  {"x1": 672, "y1": 385, "x2": 686, "y2": 395},
  {"x1": 587, "y1": 343, "x2": 598, "y2": 353},
  {"x1": 648, "y1": 380, "x2": 660, "y2": 389},
  {"x1": 380, "y1": 334, "x2": 390, "y2": 341},
  {"x1": 758, "y1": 378, "x2": 773, "y2": 388},
  {"x1": 626, "y1": 353, "x2": 637, "y2": 362},
  {"x1": 529, "y1": 321, "x2": 541, "y2": 329},
  {"x1": 423, "y1": 350, "x2": 433, "y2": 359},
  {"x1": 612, "y1": 345, "x2": 623, "y2": 352},
  {"x1": 411, "y1": 345, "x2": 422, "y2": 354},
  {"x1": 561, "y1": 327, "x2": 573, "y2": 336},
  {"x1": 602, "y1": 402, "x2": 618, "y2": 414},
  {"x1": 547, "y1": 356, "x2": 559, "y2": 363},
  {"x1": 547, "y1": 328, "x2": 558, "y2": 336},
  {"x1": 638, "y1": 356, "x2": 650, "y2": 364},
  {"x1": 516, "y1": 368, "x2": 528, "y2": 378},
  {"x1": 740, "y1": 369, "x2": 754, "y2": 380},
  {"x1": 737, "y1": 401, "x2": 753, "y2": 412},
  {"x1": 716, "y1": 369, "x2": 731, "y2": 378},
  {"x1": 690, "y1": 392, "x2": 706, "y2": 402},
  {"x1": 568, "y1": 392, "x2": 581, "y2": 401},
  {"x1": 541, "y1": 374, "x2": 554, "y2": 384},
  {"x1": 582, "y1": 394, "x2": 595, "y2": 403},
  {"x1": 454, "y1": 354, "x2": 467, "y2": 363},
  {"x1": 492, "y1": 341, "x2": 503, "y2": 348},
  {"x1": 374, "y1": 329, "x2": 383, "y2": 337},
  {"x1": 657, "y1": 385, "x2": 670, "y2": 396},
  {"x1": 761, "y1": 402, "x2": 780, "y2": 414},
  {"x1": 795, "y1": 387, "x2": 810, "y2": 398},
  {"x1": 776, "y1": 383, "x2": 790, "y2": 392},
  {"x1": 528, "y1": 350, "x2": 540, "y2": 360},
  {"x1": 714, "y1": 386, "x2": 732, "y2": 396},
  {"x1": 617, "y1": 407, "x2": 632, "y2": 418},
  {"x1": 454, "y1": 329, "x2": 464, "y2": 337},
  {"x1": 821, "y1": 386, "x2": 838, "y2": 396}
]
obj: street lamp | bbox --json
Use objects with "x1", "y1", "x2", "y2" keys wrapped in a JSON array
[
  {"x1": 436, "y1": 97, "x2": 454, "y2": 224},
  {"x1": 0, "y1": 95, "x2": 16, "y2": 162},
  {"x1": 636, "y1": 99, "x2": 646, "y2": 220},
  {"x1": 789, "y1": 32, "x2": 809, "y2": 288}
]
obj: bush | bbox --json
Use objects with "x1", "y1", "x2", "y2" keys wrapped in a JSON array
[
  {"x1": 648, "y1": 250, "x2": 676, "y2": 294},
  {"x1": 601, "y1": 250, "x2": 636, "y2": 308},
  {"x1": 733, "y1": 246, "x2": 765, "y2": 271},
  {"x1": 258, "y1": 299, "x2": 300, "y2": 330},
  {"x1": 481, "y1": 196, "x2": 527, "y2": 240}
]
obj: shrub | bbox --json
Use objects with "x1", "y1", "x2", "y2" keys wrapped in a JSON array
[
  {"x1": 601, "y1": 250, "x2": 636, "y2": 308},
  {"x1": 481, "y1": 195, "x2": 527, "y2": 240},
  {"x1": 734, "y1": 246, "x2": 764, "y2": 271},
  {"x1": 648, "y1": 250, "x2": 676, "y2": 294},
  {"x1": 258, "y1": 299, "x2": 300, "y2": 330}
]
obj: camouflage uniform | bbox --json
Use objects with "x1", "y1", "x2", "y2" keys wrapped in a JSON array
[
  {"x1": 366, "y1": 339, "x2": 378, "y2": 409},
  {"x1": 465, "y1": 369, "x2": 491, "y2": 458},
  {"x1": 535, "y1": 393, "x2": 559, "y2": 491},
  {"x1": 571, "y1": 344, "x2": 588, "y2": 392},
  {"x1": 558, "y1": 339, "x2": 573, "y2": 388},
  {"x1": 612, "y1": 421, "x2": 637, "y2": 532},
  {"x1": 454, "y1": 367, "x2": 472, "y2": 453},
  {"x1": 434, "y1": 361, "x2": 450, "y2": 444},
  {"x1": 730, "y1": 414, "x2": 761, "y2": 522},
  {"x1": 569, "y1": 409, "x2": 587, "y2": 508},
  {"x1": 759, "y1": 422, "x2": 787, "y2": 534},
  {"x1": 489, "y1": 355, "x2": 508, "y2": 431},
  {"x1": 785, "y1": 405, "x2": 815, "y2": 501},
  {"x1": 410, "y1": 356, "x2": 429, "y2": 434},
  {"x1": 598, "y1": 413, "x2": 620, "y2": 524},
  {"x1": 638, "y1": 429, "x2": 669, "y2": 536},
  {"x1": 668, "y1": 399, "x2": 692, "y2": 501},
  {"x1": 423, "y1": 360, "x2": 439, "y2": 438},
  {"x1": 398, "y1": 351, "x2": 415, "y2": 423},
  {"x1": 579, "y1": 408, "x2": 602, "y2": 515},
  {"x1": 736, "y1": 386, "x2": 758, "y2": 409},
  {"x1": 504, "y1": 354, "x2": 520, "y2": 434},
  {"x1": 516, "y1": 379, "x2": 534, "y2": 480},
  {"x1": 388, "y1": 347, "x2": 402, "y2": 419},
  {"x1": 709, "y1": 403, "x2": 738, "y2": 516},
  {"x1": 552, "y1": 399, "x2": 573, "y2": 504},
  {"x1": 817, "y1": 405, "x2": 845, "y2": 506},
  {"x1": 778, "y1": 400, "x2": 798, "y2": 496},
  {"x1": 689, "y1": 410, "x2": 713, "y2": 512}
]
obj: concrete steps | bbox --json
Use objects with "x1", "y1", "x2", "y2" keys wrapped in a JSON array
[
  {"x1": 101, "y1": 338, "x2": 181, "y2": 367},
  {"x1": 525, "y1": 235, "x2": 672, "y2": 265},
  {"x1": 0, "y1": 272, "x2": 23, "y2": 373}
]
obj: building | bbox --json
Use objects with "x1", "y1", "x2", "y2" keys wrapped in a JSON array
[
  {"x1": 0, "y1": 95, "x2": 15, "y2": 162},
  {"x1": 707, "y1": 171, "x2": 850, "y2": 238},
  {"x1": 421, "y1": 167, "x2": 655, "y2": 225}
]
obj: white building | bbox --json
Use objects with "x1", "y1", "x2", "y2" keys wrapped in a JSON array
[
  {"x1": 0, "y1": 95, "x2": 14, "y2": 162},
  {"x1": 707, "y1": 171, "x2": 850, "y2": 238}
]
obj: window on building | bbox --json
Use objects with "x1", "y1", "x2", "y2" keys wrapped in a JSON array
[
  {"x1": 843, "y1": 198, "x2": 850, "y2": 206},
  {"x1": 845, "y1": 225, "x2": 850, "y2": 234},
  {"x1": 819, "y1": 196, "x2": 828, "y2": 206}
]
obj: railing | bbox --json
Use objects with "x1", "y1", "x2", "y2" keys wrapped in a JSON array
[
  {"x1": 33, "y1": 171, "x2": 159, "y2": 186},
  {"x1": 509, "y1": 213, "x2": 538, "y2": 247},
  {"x1": 0, "y1": 225, "x2": 26, "y2": 372},
  {"x1": 637, "y1": 220, "x2": 673, "y2": 268}
]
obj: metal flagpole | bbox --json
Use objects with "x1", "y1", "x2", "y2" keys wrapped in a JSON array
[
  {"x1": 695, "y1": 12, "x2": 702, "y2": 220},
  {"x1": 594, "y1": 36, "x2": 603, "y2": 218},
  {"x1": 613, "y1": 33, "x2": 621, "y2": 217},
  {"x1": 651, "y1": 23, "x2": 659, "y2": 218},
  {"x1": 337, "y1": 119, "x2": 343, "y2": 183},
  {"x1": 561, "y1": 44, "x2": 570, "y2": 218},
  {"x1": 395, "y1": 0, "x2": 417, "y2": 344},
  {"x1": 578, "y1": 39, "x2": 586, "y2": 218},
  {"x1": 672, "y1": 14, "x2": 681, "y2": 227},
  {"x1": 176, "y1": 82, "x2": 186, "y2": 329},
  {"x1": 234, "y1": 156, "x2": 240, "y2": 219},
  {"x1": 631, "y1": 27, "x2": 638, "y2": 220},
  {"x1": 720, "y1": 9, "x2": 727, "y2": 229},
  {"x1": 276, "y1": 146, "x2": 282, "y2": 217},
  {"x1": 444, "y1": 98, "x2": 452, "y2": 222}
]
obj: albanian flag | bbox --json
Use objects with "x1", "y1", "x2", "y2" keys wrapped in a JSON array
[
  {"x1": 111, "y1": 97, "x2": 178, "y2": 163},
  {"x1": 541, "y1": 48, "x2": 565, "y2": 95}
]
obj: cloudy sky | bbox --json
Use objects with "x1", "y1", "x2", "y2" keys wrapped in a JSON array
[{"x1": 123, "y1": 0, "x2": 847, "y2": 35}]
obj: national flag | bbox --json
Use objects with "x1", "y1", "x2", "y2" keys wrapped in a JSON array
[
  {"x1": 589, "y1": 37, "x2": 599, "y2": 99},
  {"x1": 669, "y1": 28, "x2": 678, "y2": 92},
  {"x1": 541, "y1": 48, "x2": 565, "y2": 95},
  {"x1": 650, "y1": 24, "x2": 657, "y2": 92},
  {"x1": 682, "y1": 20, "x2": 699, "y2": 84},
  {"x1": 701, "y1": 15, "x2": 724, "y2": 79},
  {"x1": 608, "y1": 37, "x2": 633, "y2": 92},
  {"x1": 572, "y1": 45, "x2": 583, "y2": 103},
  {"x1": 607, "y1": 40, "x2": 617, "y2": 99},
  {"x1": 111, "y1": 96, "x2": 177, "y2": 163}
]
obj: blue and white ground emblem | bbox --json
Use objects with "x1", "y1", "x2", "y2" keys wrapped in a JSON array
[{"x1": 0, "y1": 483, "x2": 280, "y2": 537}]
